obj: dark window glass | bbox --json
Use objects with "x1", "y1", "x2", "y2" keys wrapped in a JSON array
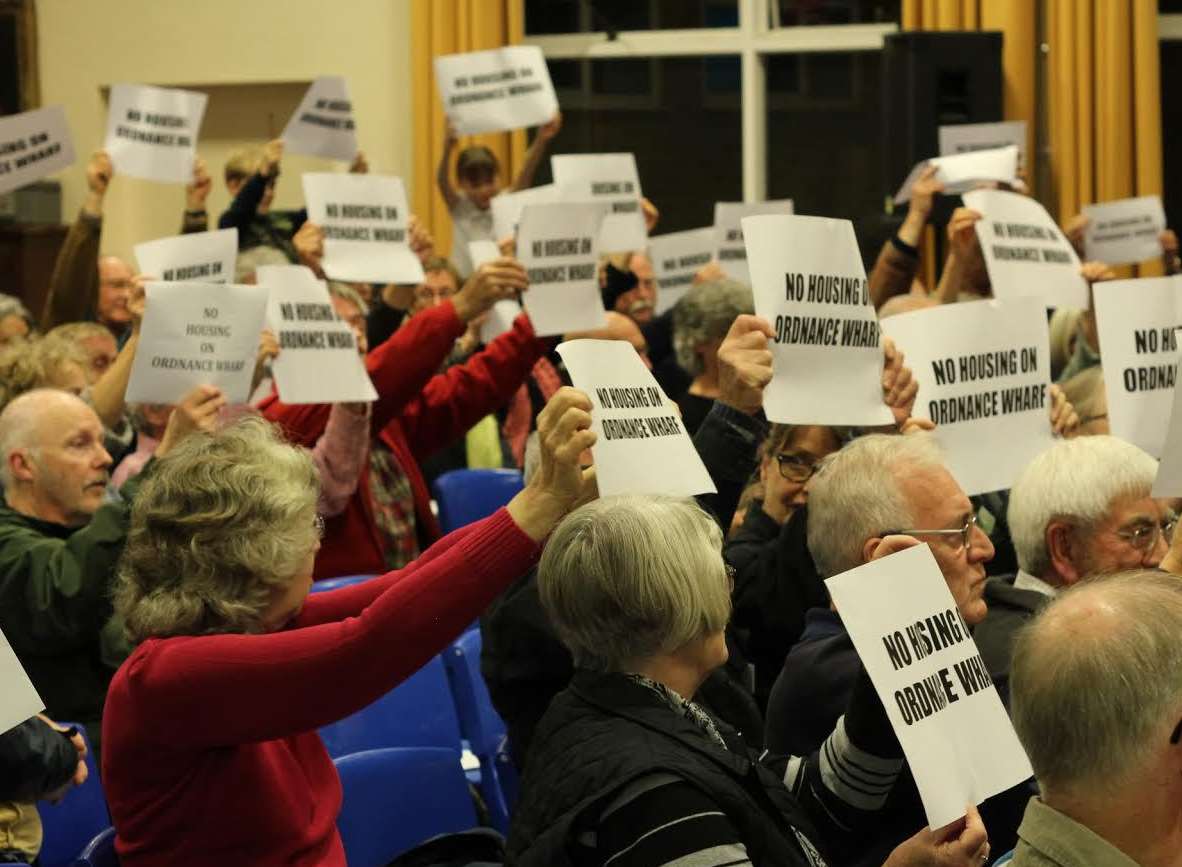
[
  {"x1": 1161, "y1": 41, "x2": 1182, "y2": 231},
  {"x1": 526, "y1": 0, "x2": 738, "y2": 35},
  {"x1": 776, "y1": 0, "x2": 900, "y2": 25}
]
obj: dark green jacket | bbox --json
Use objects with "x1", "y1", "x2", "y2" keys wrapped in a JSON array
[{"x1": 0, "y1": 474, "x2": 145, "y2": 751}]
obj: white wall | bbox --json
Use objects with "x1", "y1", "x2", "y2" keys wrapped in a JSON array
[{"x1": 37, "y1": 0, "x2": 414, "y2": 261}]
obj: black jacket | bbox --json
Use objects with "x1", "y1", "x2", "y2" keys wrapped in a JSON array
[
  {"x1": 0, "y1": 717, "x2": 77, "y2": 803},
  {"x1": 974, "y1": 575, "x2": 1051, "y2": 708}
]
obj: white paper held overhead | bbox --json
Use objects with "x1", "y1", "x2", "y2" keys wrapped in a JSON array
[
  {"x1": 0, "y1": 105, "x2": 75, "y2": 196},
  {"x1": 435, "y1": 46, "x2": 558, "y2": 136},
  {"x1": 518, "y1": 202, "x2": 608, "y2": 336},
  {"x1": 134, "y1": 228, "x2": 237, "y2": 284},
  {"x1": 552, "y1": 153, "x2": 646, "y2": 253},
  {"x1": 281, "y1": 77, "x2": 358, "y2": 162},
  {"x1": 1083, "y1": 195, "x2": 1167, "y2": 266},
  {"x1": 105, "y1": 83, "x2": 207, "y2": 184},
  {"x1": 648, "y1": 227, "x2": 716, "y2": 315},
  {"x1": 713, "y1": 200, "x2": 795, "y2": 285}
]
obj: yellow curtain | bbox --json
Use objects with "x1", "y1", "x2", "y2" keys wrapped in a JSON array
[
  {"x1": 1048, "y1": 0, "x2": 1163, "y2": 276},
  {"x1": 411, "y1": 0, "x2": 527, "y2": 261}
]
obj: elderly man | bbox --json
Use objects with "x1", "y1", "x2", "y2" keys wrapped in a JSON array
[
  {"x1": 975, "y1": 436, "x2": 1168, "y2": 704},
  {"x1": 765, "y1": 432, "x2": 1027, "y2": 865},
  {"x1": 672, "y1": 278, "x2": 754, "y2": 433},
  {"x1": 1009, "y1": 571, "x2": 1182, "y2": 866},
  {"x1": 0, "y1": 387, "x2": 220, "y2": 755}
]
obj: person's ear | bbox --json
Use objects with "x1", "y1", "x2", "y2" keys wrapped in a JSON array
[
  {"x1": 8, "y1": 449, "x2": 35, "y2": 484},
  {"x1": 862, "y1": 536, "x2": 884, "y2": 565},
  {"x1": 1045, "y1": 520, "x2": 1083, "y2": 585}
]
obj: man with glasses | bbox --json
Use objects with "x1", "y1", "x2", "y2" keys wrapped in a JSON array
[{"x1": 976, "y1": 435, "x2": 1169, "y2": 706}]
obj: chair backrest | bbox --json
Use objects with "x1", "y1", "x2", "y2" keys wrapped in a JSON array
[
  {"x1": 319, "y1": 655, "x2": 464, "y2": 758},
  {"x1": 334, "y1": 747, "x2": 477, "y2": 867},
  {"x1": 310, "y1": 574, "x2": 378, "y2": 593},
  {"x1": 37, "y1": 725, "x2": 109, "y2": 867},
  {"x1": 443, "y1": 630, "x2": 507, "y2": 756},
  {"x1": 432, "y1": 469, "x2": 524, "y2": 535},
  {"x1": 70, "y1": 826, "x2": 117, "y2": 867}
]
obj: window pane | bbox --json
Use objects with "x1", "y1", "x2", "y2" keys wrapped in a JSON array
[
  {"x1": 777, "y1": 0, "x2": 900, "y2": 25},
  {"x1": 525, "y1": 0, "x2": 738, "y2": 35},
  {"x1": 1162, "y1": 42, "x2": 1182, "y2": 231},
  {"x1": 537, "y1": 57, "x2": 742, "y2": 232}
]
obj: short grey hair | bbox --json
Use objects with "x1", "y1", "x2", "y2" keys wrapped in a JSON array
[
  {"x1": 115, "y1": 415, "x2": 320, "y2": 643},
  {"x1": 327, "y1": 281, "x2": 370, "y2": 317},
  {"x1": 0, "y1": 388, "x2": 89, "y2": 489},
  {"x1": 672, "y1": 279, "x2": 753, "y2": 376},
  {"x1": 0, "y1": 293, "x2": 34, "y2": 328},
  {"x1": 807, "y1": 433, "x2": 945, "y2": 578},
  {"x1": 234, "y1": 246, "x2": 291, "y2": 283},
  {"x1": 1007, "y1": 436, "x2": 1158, "y2": 577},
  {"x1": 1011, "y1": 570, "x2": 1182, "y2": 797},
  {"x1": 538, "y1": 495, "x2": 730, "y2": 672}
]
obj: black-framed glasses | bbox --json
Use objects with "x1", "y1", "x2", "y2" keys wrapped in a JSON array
[
  {"x1": 887, "y1": 513, "x2": 979, "y2": 553},
  {"x1": 775, "y1": 452, "x2": 819, "y2": 483},
  {"x1": 1115, "y1": 517, "x2": 1178, "y2": 552}
]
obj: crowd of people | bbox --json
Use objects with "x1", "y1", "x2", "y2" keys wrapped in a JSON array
[{"x1": 0, "y1": 94, "x2": 1180, "y2": 867}]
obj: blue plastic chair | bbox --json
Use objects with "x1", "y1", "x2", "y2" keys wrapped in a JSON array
[
  {"x1": 37, "y1": 724, "x2": 109, "y2": 867},
  {"x1": 444, "y1": 630, "x2": 518, "y2": 832},
  {"x1": 310, "y1": 573, "x2": 378, "y2": 593},
  {"x1": 432, "y1": 469, "x2": 524, "y2": 534},
  {"x1": 334, "y1": 746, "x2": 477, "y2": 867},
  {"x1": 992, "y1": 850, "x2": 1014, "y2": 866},
  {"x1": 319, "y1": 655, "x2": 464, "y2": 758},
  {"x1": 71, "y1": 826, "x2": 117, "y2": 867}
]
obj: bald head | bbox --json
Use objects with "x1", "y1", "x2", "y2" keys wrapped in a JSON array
[
  {"x1": 566, "y1": 312, "x2": 650, "y2": 367},
  {"x1": 878, "y1": 293, "x2": 936, "y2": 320},
  {"x1": 97, "y1": 255, "x2": 134, "y2": 329},
  {"x1": 1010, "y1": 570, "x2": 1182, "y2": 798}
]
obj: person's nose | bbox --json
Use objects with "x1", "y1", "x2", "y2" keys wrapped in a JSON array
[
  {"x1": 95, "y1": 445, "x2": 113, "y2": 470},
  {"x1": 1145, "y1": 532, "x2": 1169, "y2": 568},
  {"x1": 969, "y1": 523, "x2": 995, "y2": 562}
]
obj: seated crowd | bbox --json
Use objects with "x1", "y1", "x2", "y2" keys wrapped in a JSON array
[{"x1": 1, "y1": 102, "x2": 1180, "y2": 867}]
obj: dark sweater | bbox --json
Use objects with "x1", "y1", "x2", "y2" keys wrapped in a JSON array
[{"x1": 974, "y1": 574, "x2": 1050, "y2": 708}]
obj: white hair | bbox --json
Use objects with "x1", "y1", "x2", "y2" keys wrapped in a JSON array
[
  {"x1": 1011, "y1": 570, "x2": 1182, "y2": 796},
  {"x1": 672, "y1": 279, "x2": 753, "y2": 376},
  {"x1": 327, "y1": 281, "x2": 369, "y2": 317},
  {"x1": 806, "y1": 433, "x2": 946, "y2": 578},
  {"x1": 1007, "y1": 436, "x2": 1158, "y2": 577}
]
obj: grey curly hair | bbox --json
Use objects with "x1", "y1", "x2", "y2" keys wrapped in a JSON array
[
  {"x1": 115, "y1": 415, "x2": 320, "y2": 643},
  {"x1": 672, "y1": 279, "x2": 753, "y2": 377}
]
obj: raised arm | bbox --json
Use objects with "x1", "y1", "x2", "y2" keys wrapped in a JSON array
[
  {"x1": 871, "y1": 165, "x2": 942, "y2": 308},
  {"x1": 511, "y1": 113, "x2": 562, "y2": 192},
  {"x1": 41, "y1": 151, "x2": 111, "y2": 329},
  {"x1": 436, "y1": 120, "x2": 461, "y2": 210},
  {"x1": 936, "y1": 208, "x2": 984, "y2": 305},
  {"x1": 310, "y1": 402, "x2": 372, "y2": 518},
  {"x1": 218, "y1": 139, "x2": 281, "y2": 233},
  {"x1": 181, "y1": 157, "x2": 211, "y2": 234}
]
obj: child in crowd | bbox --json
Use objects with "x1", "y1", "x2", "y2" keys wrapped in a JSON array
[{"x1": 436, "y1": 113, "x2": 562, "y2": 277}]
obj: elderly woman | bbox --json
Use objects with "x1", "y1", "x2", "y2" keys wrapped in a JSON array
[
  {"x1": 509, "y1": 495, "x2": 988, "y2": 866},
  {"x1": 101, "y1": 389, "x2": 596, "y2": 867},
  {"x1": 672, "y1": 278, "x2": 754, "y2": 434}
]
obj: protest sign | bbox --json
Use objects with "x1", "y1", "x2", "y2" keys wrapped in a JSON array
[
  {"x1": 0, "y1": 625, "x2": 44, "y2": 738},
  {"x1": 558, "y1": 338, "x2": 716, "y2": 497},
  {"x1": 126, "y1": 282, "x2": 267, "y2": 404},
  {"x1": 962, "y1": 188, "x2": 1089, "y2": 309},
  {"x1": 302, "y1": 173, "x2": 424, "y2": 284},
  {"x1": 743, "y1": 214, "x2": 894, "y2": 426},
  {"x1": 894, "y1": 146, "x2": 1019, "y2": 204},
  {"x1": 491, "y1": 183, "x2": 556, "y2": 242},
  {"x1": 281, "y1": 76, "x2": 358, "y2": 162},
  {"x1": 518, "y1": 202, "x2": 607, "y2": 336},
  {"x1": 649, "y1": 227, "x2": 716, "y2": 315},
  {"x1": 881, "y1": 298, "x2": 1054, "y2": 495},
  {"x1": 938, "y1": 121, "x2": 1027, "y2": 167},
  {"x1": 469, "y1": 239, "x2": 522, "y2": 343},
  {"x1": 826, "y1": 544, "x2": 1033, "y2": 828},
  {"x1": 134, "y1": 228, "x2": 237, "y2": 284},
  {"x1": 257, "y1": 265, "x2": 376, "y2": 405},
  {"x1": 713, "y1": 199, "x2": 795, "y2": 285},
  {"x1": 105, "y1": 84, "x2": 207, "y2": 184},
  {"x1": 468, "y1": 240, "x2": 501, "y2": 270},
  {"x1": 1094, "y1": 276, "x2": 1182, "y2": 457},
  {"x1": 552, "y1": 153, "x2": 646, "y2": 253},
  {"x1": 0, "y1": 105, "x2": 74, "y2": 196},
  {"x1": 1083, "y1": 195, "x2": 1167, "y2": 266},
  {"x1": 1152, "y1": 351, "x2": 1182, "y2": 497},
  {"x1": 436, "y1": 45, "x2": 558, "y2": 136}
]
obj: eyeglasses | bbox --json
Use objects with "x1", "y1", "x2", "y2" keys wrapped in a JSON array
[
  {"x1": 775, "y1": 453, "x2": 819, "y2": 483},
  {"x1": 1115, "y1": 517, "x2": 1177, "y2": 552},
  {"x1": 313, "y1": 514, "x2": 326, "y2": 539},
  {"x1": 887, "y1": 513, "x2": 980, "y2": 553}
]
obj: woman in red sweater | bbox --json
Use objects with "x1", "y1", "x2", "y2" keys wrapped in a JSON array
[{"x1": 101, "y1": 389, "x2": 596, "y2": 867}]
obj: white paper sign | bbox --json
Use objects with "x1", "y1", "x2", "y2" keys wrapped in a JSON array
[
  {"x1": 491, "y1": 184, "x2": 556, "y2": 243},
  {"x1": 552, "y1": 153, "x2": 646, "y2": 253},
  {"x1": 558, "y1": 339, "x2": 716, "y2": 497},
  {"x1": 126, "y1": 282, "x2": 267, "y2": 404},
  {"x1": 468, "y1": 240, "x2": 501, "y2": 270},
  {"x1": 649, "y1": 227, "x2": 716, "y2": 315},
  {"x1": 302, "y1": 173, "x2": 424, "y2": 285},
  {"x1": 894, "y1": 146, "x2": 1019, "y2": 205},
  {"x1": 281, "y1": 76, "x2": 358, "y2": 162},
  {"x1": 714, "y1": 200, "x2": 795, "y2": 285},
  {"x1": 826, "y1": 544, "x2": 1033, "y2": 828},
  {"x1": 258, "y1": 265, "x2": 376, "y2": 405},
  {"x1": 104, "y1": 84, "x2": 207, "y2": 184},
  {"x1": 963, "y1": 188, "x2": 1089, "y2": 310},
  {"x1": 881, "y1": 298, "x2": 1054, "y2": 495},
  {"x1": 436, "y1": 46, "x2": 559, "y2": 136},
  {"x1": 468, "y1": 240, "x2": 521, "y2": 343},
  {"x1": 1094, "y1": 276, "x2": 1182, "y2": 457},
  {"x1": 1152, "y1": 352, "x2": 1182, "y2": 497},
  {"x1": 0, "y1": 105, "x2": 75, "y2": 196},
  {"x1": 1083, "y1": 195, "x2": 1167, "y2": 266},
  {"x1": 134, "y1": 228, "x2": 237, "y2": 284},
  {"x1": 518, "y1": 202, "x2": 607, "y2": 336},
  {"x1": 939, "y1": 121, "x2": 1027, "y2": 168},
  {"x1": 743, "y1": 214, "x2": 894, "y2": 426},
  {"x1": 0, "y1": 626, "x2": 44, "y2": 738}
]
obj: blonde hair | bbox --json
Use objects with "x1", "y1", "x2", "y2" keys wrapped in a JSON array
[
  {"x1": 224, "y1": 147, "x2": 263, "y2": 184},
  {"x1": 538, "y1": 495, "x2": 730, "y2": 672},
  {"x1": 0, "y1": 336, "x2": 89, "y2": 414},
  {"x1": 45, "y1": 321, "x2": 114, "y2": 345},
  {"x1": 115, "y1": 416, "x2": 320, "y2": 643}
]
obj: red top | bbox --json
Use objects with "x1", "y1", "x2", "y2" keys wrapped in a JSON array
[
  {"x1": 260, "y1": 301, "x2": 548, "y2": 578},
  {"x1": 102, "y1": 509, "x2": 540, "y2": 867}
]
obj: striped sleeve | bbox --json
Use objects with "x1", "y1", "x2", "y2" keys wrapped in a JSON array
[{"x1": 588, "y1": 772, "x2": 753, "y2": 867}]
